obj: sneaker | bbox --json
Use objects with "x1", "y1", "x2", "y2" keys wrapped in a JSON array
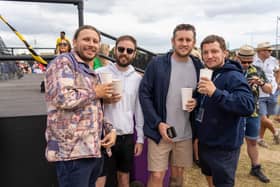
[
  {"x1": 250, "y1": 165, "x2": 270, "y2": 183},
  {"x1": 273, "y1": 131, "x2": 280, "y2": 144},
  {"x1": 257, "y1": 139, "x2": 269, "y2": 148}
]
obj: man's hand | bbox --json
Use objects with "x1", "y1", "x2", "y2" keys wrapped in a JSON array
[
  {"x1": 185, "y1": 98, "x2": 197, "y2": 112},
  {"x1": 158, "y1": 122, "x2": 173, "y2": 143},
  {"x1": 198, "y1": 77, "x2": 216, "y2": 97},
  {"x1": 95, "y1": 83, "x2": 113, "y2": 99},
  {"x1": 134, "y1": 143, "x2": 143, "y2": 156},
  {"x1": 101, "y1": 130, "x2": 116, "y2": 148},
  {"x1": 103, "y1": 93, "x2": 122, "y2": 104}
]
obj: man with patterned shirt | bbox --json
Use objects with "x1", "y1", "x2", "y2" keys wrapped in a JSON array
[
  {"x1": 45, "y1": 25, "x2": 116, "y2": 187},
  {"x1": 236, "y1": 45, "x2": 271, "y2": 183}
]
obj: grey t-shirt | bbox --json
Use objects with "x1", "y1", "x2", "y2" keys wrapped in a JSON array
[{"x1": 166, "y1": 57, "x2": 197, "y2": 141}]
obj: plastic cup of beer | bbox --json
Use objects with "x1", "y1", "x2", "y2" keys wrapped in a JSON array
[
  {"x1": 200, "y1": 68, "x2": 213, "y2": 80},
  {"x1": 100, "y1": 73, "x2": 112, "y2": 83},
  {"x1": 112, "y1": 79, "x2": 122, "y2": 95},
  {"x1": 181, "y1": 88, "x2": 193, "y2": 110}
]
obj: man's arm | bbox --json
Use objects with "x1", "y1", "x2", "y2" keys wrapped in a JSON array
[
  {"x1": 205, "y1": 73, "x2": 254, "y2": 116},
  {"x1": 46, "y1": 57, "x2": 110, "y2": 110},
  {"x1": 139, "y1": 61, "x2": 162, "y2": 130}
]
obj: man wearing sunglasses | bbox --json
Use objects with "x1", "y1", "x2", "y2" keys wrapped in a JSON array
[
  {"x1": 236, "y1": 45, "x2": 271, "y2": 183},
  {"x1": 139, "y1": 24, "x2": 203, "y2": 187},
  {"x1": 253, "y1": 42, "x2": 280, "y2": 148},
  {"x1": 96, "y1": 35, "x2": 144, "y2": 187}
]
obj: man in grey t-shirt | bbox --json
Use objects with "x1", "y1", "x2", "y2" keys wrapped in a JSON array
[{"x1": 139, "y1": 24, "x2": 204, "y2": 187}]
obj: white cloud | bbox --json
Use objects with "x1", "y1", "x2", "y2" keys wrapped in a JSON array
[{"x1": 0, "y1": 0, "x2": 280, "y2": 54}]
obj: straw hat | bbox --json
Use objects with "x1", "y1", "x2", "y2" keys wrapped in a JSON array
[
  {"x1": 237, "y1": 45, "x2": 255, "y2": 57},
  {"x1": 256, "y1": 42, "x2": 273, "y2": 51}
]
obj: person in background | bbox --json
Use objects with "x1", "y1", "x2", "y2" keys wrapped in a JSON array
[
  {"x1": 236, "y1": 45, "x2": 271, "y2": 183},
  {"x1": 197, "y1": 35, "x2": 254, "y2": 187},
  {"x1": 139, "y1": 24, "x2": 203, "y2": 187},
  {"x1": 96, "y1": 35, "x2": 144, "y2": 187},
  {"x1": 91, "y1": 43, "x2": 111, "y2": 70},
  {"x1": 55, "y1": 31, "x2": 71, "y2": 54},
  {"x1": 45, "y1": 25, "x2": 116, "y2": 187},
  {"x1": 253, "y1": 42, "x2": 280, "y2": 147},
  {"x1": 190, "y1": 47, "x2": 202, "y2": 167},
  {"x1": 56, "y1": 39, "x2": 72, "y2": 55}
]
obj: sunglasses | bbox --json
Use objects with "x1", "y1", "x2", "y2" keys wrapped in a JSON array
[
  {"x1": 241, "y1": 61, "x2": 253, "y2": 64},
  {"x1": 117, "y1": 46, "x2": 135, "y2": 54},
  {"x1": 59, "y1": 43, "x2": 68, "y2": 47}
]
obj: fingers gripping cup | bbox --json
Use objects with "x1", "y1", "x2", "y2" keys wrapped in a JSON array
[
  {"x1": 99, "y1": 73, "x2": 113, "y2": 97},
  {"x1": 200, "y1": 68, "x2": 213, "y2": 80},
  {"x1": 181, "y1": 88, "x2": 193, "y2": 110}
]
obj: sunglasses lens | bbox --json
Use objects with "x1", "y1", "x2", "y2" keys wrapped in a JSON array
[
  {"x1": 241, "y1": 61, "x2": 253, "y2": 64},
  {"x1": 117, "y1": 47, "x2": 125, "y2": 53},
  {"x1": 117, "y1": 47, "x2": 134, "y2": 54},
  {"x1": 126, "y1": 48, "x2": 134, "y2": 54}
]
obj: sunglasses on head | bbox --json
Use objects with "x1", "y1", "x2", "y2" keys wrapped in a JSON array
[
  {"x1": 117, "y1": 46, "x2": 135, "y2": 54},
  {"x1": 59, "y1": 43, "x2": 68, "y2": 47},
  {"x1": 241, "y1": 61, "x2": 253, "y2": 64}
]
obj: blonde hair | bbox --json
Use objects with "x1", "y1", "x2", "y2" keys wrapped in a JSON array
[{"x1": 99, "y1": 43, "x2": 110, "y2": 66}]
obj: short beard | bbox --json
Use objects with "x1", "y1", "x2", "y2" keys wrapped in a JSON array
[
  {"x1": 76, "y1": 50, "x2": 95, "y2": 63},
  {"x1": 116, "y1": 60, "x2": 131, "y2": 67}
]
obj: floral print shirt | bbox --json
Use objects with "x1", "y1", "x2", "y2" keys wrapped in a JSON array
[{"x1": 45, "y1": 52, "x2": 112, "y2": 162}]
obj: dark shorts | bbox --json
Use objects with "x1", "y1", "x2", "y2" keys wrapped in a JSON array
[
  {"x1": 198, "y1": 144, "x2": 240, "y2": 187},
  {"x1": 111, "y1": 134, "x2": 134, "y2": 173},
  {"x1": 56, "y1": 157, "x2": 103, "y2": 187},
  {"x1": 98, "y1": 148, "x2": 110, "y2": 177}
]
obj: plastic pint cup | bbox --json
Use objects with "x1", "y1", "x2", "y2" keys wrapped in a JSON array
[
  {"x1": 100, "y1": 73, "x2": 112, "y2": 83},
  {"x1": 112, "y1": 79, "x2": 122, "y2": 95},
  {"x1": 181, "y1": 88, "x2": 193, "y2": 110},
  {"x1": 200, "y1": 68, "x2": 213, "y2": 80}
]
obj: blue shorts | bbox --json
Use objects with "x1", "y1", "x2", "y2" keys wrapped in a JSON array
[
  {"x1": 56, "y1": 157, "x2": 103, "y2": 187},
  {"x1": 244, "y1": 116, "x2": 260, "y2": 140},
  {"x1": 259, "y1": 94, "x2": 278, "y2": 116},
  {"x1": 198, "y1": 144, "x2": 240, "y2": 187}
]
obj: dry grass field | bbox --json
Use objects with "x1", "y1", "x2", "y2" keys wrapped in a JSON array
[{"x1": 183, "y1": 118, "x2": 280, "y2": 187}]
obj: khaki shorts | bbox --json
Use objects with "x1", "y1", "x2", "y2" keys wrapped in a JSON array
[{"x1": 147, "y1": 138, "x2": 193, "y2": 171}]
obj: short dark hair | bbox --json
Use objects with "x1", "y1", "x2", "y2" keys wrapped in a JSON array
[
  {"x1": 60, "y1": 31, "x2": 65, "y2": 35},
  {"x1": 115, "y1": 35, "x2": 137, "y2": 49},
  {"x1": 200, "y1": 35, "x2": 226, "y2": 51},
  {"x1": 172, "y1": 24, "x2": 196, "y2": 41},
  {"x1": 73, "y1": 25, "x2": 101, "y2": 41}
]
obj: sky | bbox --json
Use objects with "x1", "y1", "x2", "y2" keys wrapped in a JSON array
[{"x1": 1, "y1": 0, "x2": 280, "y2": 54}]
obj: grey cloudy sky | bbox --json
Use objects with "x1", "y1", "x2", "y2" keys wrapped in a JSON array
[{"x1": 1, "y1": 0, "x2": 280, "y2": 53}]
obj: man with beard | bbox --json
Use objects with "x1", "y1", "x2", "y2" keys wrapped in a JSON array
[
  {"x1": 96, "y1": 35, "x2": 144, "y2": 187},
  {"x1": 196, "y1": 35, "x2": 254, "y2": 187},
  {"x1": 139, "y1": 24, "x2": 204, "y2": 187},
  {"x1": 45, "y1": 25, "x2": 117, "y2": 187}
]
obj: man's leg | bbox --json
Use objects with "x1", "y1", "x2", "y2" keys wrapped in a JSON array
[
  {"x1": 117, "y1": 171, "x2": 130, "y2": 187},
  {"x1": 169, "y1": 140, "x2": 193, "y2": 187},
  {"x1": 148, "y1": 171, "x2": 166, "y2": 187},
  {"x1": 205, "y1": 176, "x2": 214, "y2": 187},
  {"x1": 147, "y1": 138, "x2": 171, "y2": 187},
  {"x1": 169, "y1": 166, "x2": 184, "y2": 187},
  {"x1": 113, "y1": 135, "x2": 134, "y2": 187},
  {"x1": 56, "y1": 158, "x2": 102, "y2": 187},
  {"x1": 245, "y1": 117, "x2": 270, "y2": 183}
]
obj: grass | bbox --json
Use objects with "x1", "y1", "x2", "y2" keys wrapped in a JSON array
[{"x1": 183, "y1": 117, "x2": 280, "y2": 187}]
